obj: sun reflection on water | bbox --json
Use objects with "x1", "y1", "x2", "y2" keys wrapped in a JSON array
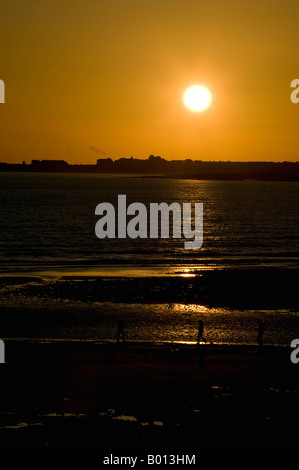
[{"x1": 170, "y1": 303, "x2": 207, "y2": 313}]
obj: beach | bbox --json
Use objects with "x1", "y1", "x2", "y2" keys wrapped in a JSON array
[
  {"x1": 2, "y1": 0, "x2": 299, "y2": 454},
  {"x1": 0, "y1": 176, "x2": 298, "y2": 449},
  {"x1": 1, "y1": 268, "x2": 299, "y2": 449},
  {"x1": 0, "y1": 269, "x2": 298, "y2": 346},
  {"x1": 0, "y1": 340, "x2": 298, "y2": 449}
]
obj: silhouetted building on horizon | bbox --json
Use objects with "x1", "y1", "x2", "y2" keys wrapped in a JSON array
[{"x1": 31, "y1": 159, "x2": 69, "y2": 171}]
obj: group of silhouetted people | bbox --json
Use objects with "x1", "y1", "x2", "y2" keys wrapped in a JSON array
[{"x1": 115, "y1": 318, "x2": 266, "y2": 347}]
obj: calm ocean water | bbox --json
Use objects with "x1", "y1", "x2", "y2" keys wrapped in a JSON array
[
  {"x1": 0, "y1": 172, "x2": 298, "y2": 274},
  {"x1": 0, "y1": 172, "x2": 298, "y2": 345}
]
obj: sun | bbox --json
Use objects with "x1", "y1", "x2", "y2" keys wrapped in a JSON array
[{"x1": 183, "y1": 85, "x2": 212, "y2": 112}]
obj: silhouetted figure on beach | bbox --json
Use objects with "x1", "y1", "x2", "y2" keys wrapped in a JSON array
[
  {"x1": 197, "y1": 320, "x2": 207, "y2": 344},
  {"x1": 257, "y1": 320, "x2": 265, "y2": 347},
  {"x1": 117, "y1": 319, "x2": 126, "y2": 343}
]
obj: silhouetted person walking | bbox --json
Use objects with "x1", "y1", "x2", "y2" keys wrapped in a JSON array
[
  {"x1": 257, "y1": 320, "x2": 265, "y2": 347},
  {"x1": 197, "y1": 320, "x2": 207, "y2": 344},
  {"x1": 117, "y1": 319, "x2": 126, "y2": 343}
]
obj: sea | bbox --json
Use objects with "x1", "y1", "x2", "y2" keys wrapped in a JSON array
[{"x1": 0, "y1": 172, "x2": 298, "y2": 345}]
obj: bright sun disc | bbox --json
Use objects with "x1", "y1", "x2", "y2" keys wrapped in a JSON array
[{"x1": 183, "y1": 85, "x2": 212, "y2": 112}]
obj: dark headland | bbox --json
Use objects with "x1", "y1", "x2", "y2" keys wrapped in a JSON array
[{"x1": 1, "y1": 155, "x2": 299, "y2": 180}]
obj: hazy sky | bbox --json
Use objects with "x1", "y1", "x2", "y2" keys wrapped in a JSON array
[{"x1": 1, "y1": 0, "x2": 299, "y2": 163}]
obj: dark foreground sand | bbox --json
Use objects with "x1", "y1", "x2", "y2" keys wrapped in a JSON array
[{"x1": 0, "y1": 340, "x2": 298, "y2": 449}]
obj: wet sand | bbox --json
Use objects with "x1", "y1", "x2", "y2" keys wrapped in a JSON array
[
  {"x1": 1, "y1": 268, "x2": 298, "y2": 309},
  {"x1": 0, "y1": 340, "x2": 298, "y2": 449}
]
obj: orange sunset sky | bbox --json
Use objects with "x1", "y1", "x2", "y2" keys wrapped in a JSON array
[{"x1": 1, "y1": 0, "x2": 299, "y2": 163}]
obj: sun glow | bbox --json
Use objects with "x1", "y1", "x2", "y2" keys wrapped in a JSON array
[{"x1": 183, "y1": 85, "x2": 212, "y2": 112}]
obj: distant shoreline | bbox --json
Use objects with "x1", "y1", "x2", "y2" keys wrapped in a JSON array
[{"x1": 1, "y1": 156, "x2": 299, "y2": 181}]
